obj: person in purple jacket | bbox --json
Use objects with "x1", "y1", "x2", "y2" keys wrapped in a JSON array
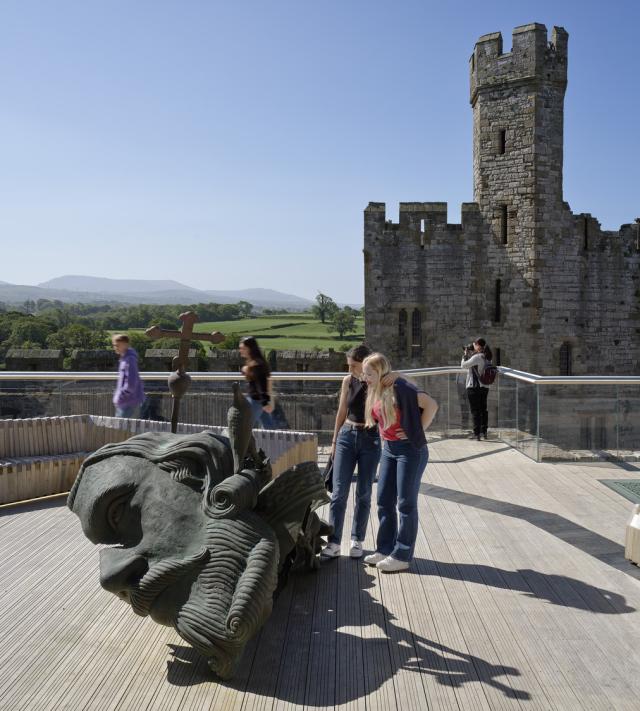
[{"x1": 111, "y1": 334, "x2": 145, "y2": 418}]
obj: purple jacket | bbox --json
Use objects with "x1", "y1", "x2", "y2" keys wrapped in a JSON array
[{"x1": 113, "y1": 347, "x2": 145, "y2": 407}]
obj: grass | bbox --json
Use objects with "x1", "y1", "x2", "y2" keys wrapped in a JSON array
[{"x1": 132, "y1": 312, "x2": 365, "y2": 352}]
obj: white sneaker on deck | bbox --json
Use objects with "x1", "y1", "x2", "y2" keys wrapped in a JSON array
[
  {"x1": 376, "y1": 556, "x2": 409, "y2": 573},
  {"x1": 320, "y1": 542, "x2": 341, "y2": 559},
  {"x1": 363, "y1": 551, "x2": 386, "y2": 566},
  {"x1": 349, "y1": 540, "x2": 364, "y2": 558}
]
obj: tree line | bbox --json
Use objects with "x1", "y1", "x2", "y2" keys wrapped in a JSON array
[
  {"x1": 0, "y1": 293, "x2": 362, "y2": 359},
  {"x1": 0, "y1": 300, "x2": 254, "y2": 355}
]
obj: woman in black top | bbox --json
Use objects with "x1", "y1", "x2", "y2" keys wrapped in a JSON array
[
  {"x1": 239, "y1": 336, "x2": 274, "y2": 429},
  {"x1": 321, "y1": 345, "x2": 382, "y2": 560}
]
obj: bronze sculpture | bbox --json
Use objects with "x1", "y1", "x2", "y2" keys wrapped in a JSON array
[{"x1": 67, "y1": 386, "x2": 329, "y2": 679}]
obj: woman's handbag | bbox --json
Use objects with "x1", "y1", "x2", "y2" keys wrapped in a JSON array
[{"x1": 323, "y1": 455, "x2": 334, "y2": 493}]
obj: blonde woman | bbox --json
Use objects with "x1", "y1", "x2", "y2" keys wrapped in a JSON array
[{"x1": 361, "y1": 353, "x2": 438, "y2": 572}]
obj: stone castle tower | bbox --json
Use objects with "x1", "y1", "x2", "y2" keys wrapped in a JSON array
[{"x1": 364, "y1": 24, "x2": 640, "y2": 375}]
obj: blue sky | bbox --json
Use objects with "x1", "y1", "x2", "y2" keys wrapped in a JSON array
[{"x1": 0, "y1": 0, "x2": 638, "y2": 304}]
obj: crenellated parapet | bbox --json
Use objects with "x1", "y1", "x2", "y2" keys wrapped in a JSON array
[
  {"x1": 573, "y1": 212, "x2": 640, "y2": 255},
  {"x1": 470, "y1": 24, "x2": 568, "y2": 106},
  {"x1": 365, "y1": 201, "x2": 482, "y2": 235},
  {"x1": 365, "y1": 23, "x2": 639, "y2": 375}
]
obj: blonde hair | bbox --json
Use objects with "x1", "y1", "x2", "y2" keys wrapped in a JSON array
[
  {"x1": 363, "y1": 353, "x2": 397, "y2": 428},
  {"x1": 112, "y1": 334, "x2": 130, "y2": 344}
]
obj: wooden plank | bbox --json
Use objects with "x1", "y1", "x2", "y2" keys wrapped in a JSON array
[
  {"x1": 447, "y1": 442, "x2": 640, "y2": 709},
  {"x1": 424, "y1": 462, "x2": 580, "y2": 710},
  {"x1": 2, "y1": 439, "x2": 640, "y2": 710}
]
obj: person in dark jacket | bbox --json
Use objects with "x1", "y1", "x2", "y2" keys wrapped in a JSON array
[
  {"x1": 112, "y1": 334, "x2": 145, "y2": 418},
  {"x1": 239, "y1": 336, "x2": 274, "y2": 429},
  {"x1": 460, "y1": 338, "x2": 493, "y2": 440},
  {"x1": 361, "y1": 353, "x2": 438, "y2": 573}
]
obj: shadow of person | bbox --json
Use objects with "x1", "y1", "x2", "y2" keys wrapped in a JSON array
[
  {"x1": 166, "y1": 561, "x2": 530, "y2": 703},
  {"x1": 423, "y1": 482, "x2": 640, "y2": 580},
  {"x1": 412, "y1": 558, "x2": 635, "y2": 614}
]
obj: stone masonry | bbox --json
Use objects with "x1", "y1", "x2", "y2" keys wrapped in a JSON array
[
  {"x1": 364, "y1": 24, "x2": 640, "y2": 375},
  {"x1": 5, "y1": 349, "x2": 64, "y2": 371}
]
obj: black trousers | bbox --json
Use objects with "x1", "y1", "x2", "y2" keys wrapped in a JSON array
[{"x1": 467, "y1": 387, "x2": 488, "y2": 436}]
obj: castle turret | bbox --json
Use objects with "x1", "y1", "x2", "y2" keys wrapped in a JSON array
[
  {"x1": 364, "y1": 23, "x2": 639, "y2": 377},
  {"x1": 470, "y1": 24, "x2": 568, "y2": 255}
]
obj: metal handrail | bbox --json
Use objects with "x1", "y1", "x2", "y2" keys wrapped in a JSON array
[
  {"x1": 0, "y1": 365, "x2": 638, "y2": 384},
  {"x1": 495, "y1": 367, "x2": 640, "y2": 385}
]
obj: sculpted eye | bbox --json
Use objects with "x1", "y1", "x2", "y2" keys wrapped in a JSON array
[{"x1": 107, "y1": 493, "x2": 131, "y2": 532}]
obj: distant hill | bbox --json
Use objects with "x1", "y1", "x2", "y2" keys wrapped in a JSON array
[
  {"x1": 0, "y1": 275, "x2": 315, "y2": 309},
  {"x1": 204, "y1": 288, "x2": 314, "y2": 309},
  {"x1": 39, "y1": 275, "x2": 201, "y2": 294}
]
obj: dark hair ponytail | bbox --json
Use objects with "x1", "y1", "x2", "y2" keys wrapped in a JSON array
[
  {"x1": 239, "y1": 336, "x2": 270, "y2": 374},
  {"x1": 474, "y1": 338, "x2": 493, "y2": 362}
]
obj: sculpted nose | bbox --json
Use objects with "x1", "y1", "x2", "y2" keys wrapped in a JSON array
[{"x1": 99, "y1": 548, "x2": 148, "y2": 595}]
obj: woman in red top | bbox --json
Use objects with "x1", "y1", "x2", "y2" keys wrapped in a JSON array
[{"x1": 362, "y1": 353, "x2": 438, "y2": 573}]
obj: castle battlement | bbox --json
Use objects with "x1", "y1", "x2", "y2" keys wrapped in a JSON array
[
  {"x1": 470, "y1": 24, "x2": 568, "y2": 105},
  {"x1": 365, "y1": 23, "x2": 640, "y2": 376},
  {"x1": 364, "y1": 202, "x2": 481, "y2": 233}
]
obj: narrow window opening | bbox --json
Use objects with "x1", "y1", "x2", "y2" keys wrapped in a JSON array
[
  {"x1": 420, "y1": 219, "x2": 426, "y2": 249},
  {"x1": 583, "y1": 218, "x2": 589, "y2": 251},
  {"x1": 559, "y1": 342, "x2": 572, "y2": 376},
  {"x1": 495, "y1": 348, "x2": 501, "y2": 366},
  {"x1": 411, "y1": 308, "x2": 422, "y2": 358},
  {"x1": 471, "y1": 53, "x2": 475, "y2": 72},
  {"x1": 494, "y1": 279, "x2": 501, "y2": 322},
  {"x1": 499, "y1": 129, "x2": 506, "y2": 154},
  {"x1": 398, "y1": 309, "x2": 407, "y2": 355},
  {"x1": 500, "y1": 205, "x2": 508, "y2": 244}
]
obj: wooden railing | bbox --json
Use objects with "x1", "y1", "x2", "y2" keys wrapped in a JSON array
[{"x1": 0, "y1": 415, "x2": 317, "y2": 506}]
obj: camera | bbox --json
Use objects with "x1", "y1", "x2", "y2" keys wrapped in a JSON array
[{"x1": 462, "y1": 343, "x2": 475, "y2": 360}]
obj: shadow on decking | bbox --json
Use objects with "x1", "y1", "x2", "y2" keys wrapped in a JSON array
[
  {"x1": 412, "y1": 558, "x2": 635, "y2": 614},
  {"x1": 164, "y1": 566, "x2": 531, "y2": 703},
  {"x1": 425, "y1": 483, "x2": 640, "y2": 580},
  {"x1": 429, "y1": 445, "x2": 512, "y2": 464}
]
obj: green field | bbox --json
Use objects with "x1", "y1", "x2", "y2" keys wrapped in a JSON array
[
  {"x1": 200, "y1": 313, "x2": 364, "y2": 351},
  {"x1": 136, "y1": 312, "x2": 365, "y2": 352}
]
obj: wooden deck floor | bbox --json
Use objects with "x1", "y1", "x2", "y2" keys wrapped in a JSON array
[{"x1": 2, "y1": 438, "x2": 640, "y2": 710}]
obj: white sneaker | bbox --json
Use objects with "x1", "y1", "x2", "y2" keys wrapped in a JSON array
[
  {"x1": 320, "y1": 542, "x2": 341, "y2": 559},
  {"x1": 376, "y1": 556, "x2": 409, "y2": 573},
  {"x1": 349, "y1": 540, "x2": 364, "y2": 558},
  {"x1": 363, "y1": 552, "x2": 386, "y2": 566}
]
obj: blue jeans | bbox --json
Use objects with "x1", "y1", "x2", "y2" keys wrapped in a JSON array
[
  {"x1": 376, "y1": 440, "x2": 428, "y2": 562},
  {"x1": 328, "y1": 425, "x2": 381, "y2": 544},
  {"x1": 246, "y1": 396, "x2": 275, "y2": 429},
  {"x1": 115, "y1": 404, "x2": 140, "y2": 418}
]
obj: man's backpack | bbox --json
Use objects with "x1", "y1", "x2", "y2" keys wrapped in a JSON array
[{"x1": 479, "y1": 361, "x2": 498, "y2": 385}]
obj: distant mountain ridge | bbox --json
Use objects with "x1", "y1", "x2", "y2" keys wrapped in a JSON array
[
  {"x1": 0, "y1": 275, "x2": 315, "y2": 309},
  {"x1": 39, "y1": 276, "x2": 200, "y2": 294}
]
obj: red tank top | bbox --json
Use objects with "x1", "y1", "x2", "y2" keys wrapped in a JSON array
[{"x1": 372, "y1": 401, "x2": 406, "y2": 441}]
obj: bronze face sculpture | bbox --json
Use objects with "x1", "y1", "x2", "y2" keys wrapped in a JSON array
[{"x1": 67, "y1": 387, "x2": 329, "y2": 679}]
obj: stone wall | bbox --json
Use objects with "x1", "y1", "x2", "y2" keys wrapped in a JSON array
[
  {"x1": 269, "y1": 349, "x2": 346, "y2": 373},
  {"x1": 70, "y1": 349, "x2": 118, "y2": 371},
  {"x1": 206, "y1": 348, "x2": 347, "y2": 374},
  {"x1": 364, "y1": 23, "x2": 640, "y2": 375},
  {"x1": 5, "y1": 349, "x2": 64, "y2": 371},
  {"x1": 144, "y1": 349, "x2": 199, "y2": 371}
]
